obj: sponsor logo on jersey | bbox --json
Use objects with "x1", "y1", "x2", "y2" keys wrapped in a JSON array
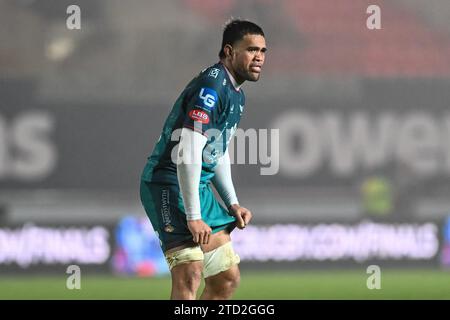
[
  {"x1": 208, "y1": 68, "x2": 220, "y2": 78},
  {"x1": 164, "y1": 225, "x2": 175, "y2": 233},
  {"x1": 196, "y1": 87, "x2": 218, "y2": 109},
  {"x1": 161, "y1": 189, "x2": 172, "y2": 228},
  {"x1": 189, "y1": 109, "x2": 210, "y2": 124}
]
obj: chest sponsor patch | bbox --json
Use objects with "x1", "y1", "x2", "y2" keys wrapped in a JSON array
[{"x1": 188, "y1": 109, "x2": 210, "y2": 124}]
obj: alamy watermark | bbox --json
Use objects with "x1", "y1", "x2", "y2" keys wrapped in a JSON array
[
  {"x1": 66, "y1": 265, "x2": 81, "y2": 290},
  {"x1": 366, "y1": 265, "x2": 381, "y2": 290},
  {"x1": 367, "y1": 5, "x2": 381, "y2": 30},
  {"x1": 170, "y1": 122, "x2": 279, "y2": 175},
  {"x1": 66, "y1": 5, "x2": 81, "y2": 30}
]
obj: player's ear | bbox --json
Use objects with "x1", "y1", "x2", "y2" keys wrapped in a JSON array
[{"x1": 224, "y1": 44, "x2": 233, "y2": 59}]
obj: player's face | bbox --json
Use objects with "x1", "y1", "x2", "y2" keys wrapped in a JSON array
[{"x1": 230, "y1": 34, "x2": 267, "y2": 83}]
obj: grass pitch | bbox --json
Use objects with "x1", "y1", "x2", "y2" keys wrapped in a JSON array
[{"x1": 0, "y1": 269, "x2": 449, "y2": 300}]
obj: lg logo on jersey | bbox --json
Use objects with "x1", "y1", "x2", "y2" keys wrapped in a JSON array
[{"x1": 198, "y1": 88, "x2": 218, "y2": 109}]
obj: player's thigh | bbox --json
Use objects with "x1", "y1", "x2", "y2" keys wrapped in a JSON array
[
  {"x1": 164, "y1": 243, "x2": 204, "y2": 273},
  {"x1": 204, "y1": 263, "x2": 240, "y2": 288},
  {"x1": 200, "y1": 229, "x2": 231, "y2": 252},
  {"x1": 168, "y1": 243, "x2": 204, "y2": 288},
  {"x1": 200, "y1": 230, "x2": 241, "y2": 279}
]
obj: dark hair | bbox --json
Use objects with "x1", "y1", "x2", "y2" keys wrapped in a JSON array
[{"x1": 219, "y1": 19, "x2": 265, "y2": 59}]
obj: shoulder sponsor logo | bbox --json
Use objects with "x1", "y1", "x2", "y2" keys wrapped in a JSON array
[
  {"x1": 208, "y1": 68, "x2": 220, "y2": 78},
  {"x1": 189, "y1": 109, "x2": 210, "y2": 124},
  {"x1": 197, "y1": 87, "x2": 218, "y2": 109}
]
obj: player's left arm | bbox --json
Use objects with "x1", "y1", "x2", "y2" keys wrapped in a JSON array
[{"x1": 212, "y1": 149, "x2": 252, "y2": 229}]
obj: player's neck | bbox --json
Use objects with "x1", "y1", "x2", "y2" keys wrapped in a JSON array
[{"x1": 221, "y1": 60, "x2": 243, "y2": 90}]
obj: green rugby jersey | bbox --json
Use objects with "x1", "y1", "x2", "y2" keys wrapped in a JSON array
[{"x1": 141, "y1": 62, "x2": 245, "y2": 185}]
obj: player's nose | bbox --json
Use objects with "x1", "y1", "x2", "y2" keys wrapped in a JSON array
[{"x1": 254, "y1": 51, "x2": 264, "y2": 63}]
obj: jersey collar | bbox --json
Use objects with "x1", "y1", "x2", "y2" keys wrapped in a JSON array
[{"x1": 222, "y1": 64, "x2": 242, "y2": 91}]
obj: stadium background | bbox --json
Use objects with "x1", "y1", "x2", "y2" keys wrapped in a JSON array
[{"x1": 1, "y1": 0, "x2": 450, "y2": 299}]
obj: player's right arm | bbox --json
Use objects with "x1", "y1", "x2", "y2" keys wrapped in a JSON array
[
  {"x1": 177, "y1": 70, "x2": 224, "y2": 244},
  {"x1": 177, "y1": 127, "x2": 212, "y2": 244}
]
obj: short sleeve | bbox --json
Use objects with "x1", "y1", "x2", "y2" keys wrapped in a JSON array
[{"x1": 182, "y1": 77, "x2": 223, "y2": 137}]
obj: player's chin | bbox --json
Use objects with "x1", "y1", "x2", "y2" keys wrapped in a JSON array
[{"x1": 246, "y1": 72, "x2": 261, "y2": 82}]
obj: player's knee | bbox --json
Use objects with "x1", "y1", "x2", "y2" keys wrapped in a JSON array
[
  {"x1": 204, "y1": 267, "x2": 240, "y2": 299},
  {"x1": 183, "y1": 266, "x2": 203, "y2": 291},
  {"x1": 221, "y1": 267, "x2": 240, "y2": 292},
  {"x1": 231, "y1": 268, "x2": 241, "y2": 289},
  {"x1": 172, "y1": 262, "x2": 203, "y2": 292}
]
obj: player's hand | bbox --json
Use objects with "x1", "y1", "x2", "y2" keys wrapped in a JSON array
[
  {"x1": 187, "y1": 219, "x2": 212, "y2": 244},
  {"x1": 228, "y1": 204, "x2": 252, "y2": 229}
]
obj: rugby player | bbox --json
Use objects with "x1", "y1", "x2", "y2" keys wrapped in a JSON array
[{"x1": 140, "y1": 19, "x2": 266, "y2": 300}]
